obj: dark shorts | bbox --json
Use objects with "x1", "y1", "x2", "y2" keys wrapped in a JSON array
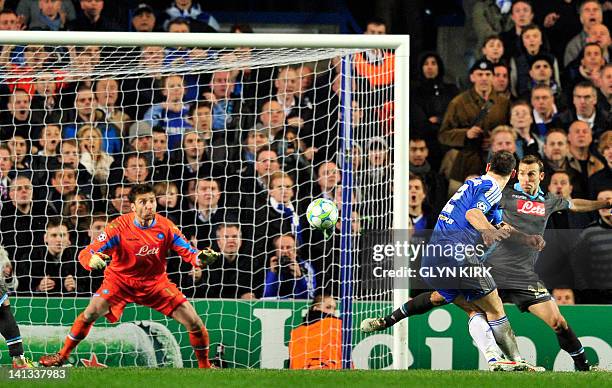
[
  {"x1": 498, "y1": 280, "x2": 553, "y2": 312},
  {"x1": 0, "y1": 276, "x2": 8, "y2": 304},
  {"x1": 421, "y1": 255, "x2": 497, "y2": 303}
]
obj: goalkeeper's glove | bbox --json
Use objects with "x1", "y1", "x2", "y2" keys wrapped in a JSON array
[
  {"x1": 195, "y1": 247, "x2": 220, "y2": 268},
  {"x1": 89, "y1": 252, "x2": 110, "y2": 270}
]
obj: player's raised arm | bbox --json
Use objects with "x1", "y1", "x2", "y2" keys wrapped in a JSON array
[{"x1": 78, "y1": 221, "x2": 120, "y2": 271}]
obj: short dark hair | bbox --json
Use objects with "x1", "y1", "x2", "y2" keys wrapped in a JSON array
[
  {"x1": 256, "y1": 145, "x2": 277, "y2": 161},
  {"x1": 573, "y1": 80, "x2": 596, "y2": 94},
  {"x1": 482, "y1": 35, "x2": 502, "y2": 48},
  {"x1": 519, "y1": 155, "x2": 544, "y2": 173},
  {"x1": 46, "y1": 216, "x2": 66, "y2": 230},
  {"x1": 128, "y1": 183, "x2": 155, "y2": 204},
  {"x1": 167, "y1": 17, "x2": 190, "y2": 31},
  {"x1": 489, "y1": 151, "x2": 516, "y2": 176},
  {"x1": 408, "y1": 173, "x2": 427, "y2": 191},
  {"x1": 510, "y1": 99, "x2": 531, "y2": 111},
  {"x1": 512, "y1": 0, "x2": 533, "y2": 13},
  {"x1": 216, "y1": 223, "x2": 241, "y2": 236},
  {"x1": 188, "y1": 100, "x2": 213, "y2": 117},
  {"x1": 366, "y1": 16, "x2": 386, "y2": 27}
]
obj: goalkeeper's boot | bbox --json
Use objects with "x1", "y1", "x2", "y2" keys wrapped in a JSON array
[
  {"x1": 360, "y1": 318, "x2": 387, "y2": 333},
  {"x1": 514, "y1": 359, "x2": 545, "y2": 372},
  {"x1": 12, "y1": 355, "x2": 35, "y2": 369},
  {"x1": 39, "y1": 353, "x2": 67, "y2": 367}
]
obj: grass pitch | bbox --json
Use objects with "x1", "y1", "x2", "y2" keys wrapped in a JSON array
[{"x1": 3, "y1": 368, "x2": 611, "y2": 388}]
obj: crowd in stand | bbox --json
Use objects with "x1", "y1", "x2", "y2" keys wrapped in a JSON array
[{"x1": 0, "y1": 0, "x2": 609, "y2": 304}]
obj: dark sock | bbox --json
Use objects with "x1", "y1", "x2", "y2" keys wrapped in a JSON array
[
  {"x1": 557, "y1": 326, "x2": 589, "y2": 371},
  {"x1": 0, "y1": 305, "x2": 24, "y2": 357},
  {"x1": 383, "y1": 291, "x2": 435, "y2": 327}
]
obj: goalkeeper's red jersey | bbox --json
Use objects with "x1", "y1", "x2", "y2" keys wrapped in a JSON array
[{"x1": 78, "y1": 213, "x2": 198, "y2": 286}]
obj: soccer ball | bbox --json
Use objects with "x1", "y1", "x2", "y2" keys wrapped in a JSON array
[{"x1": 306, "y1": 198, "x2": 339, "y2": 230}]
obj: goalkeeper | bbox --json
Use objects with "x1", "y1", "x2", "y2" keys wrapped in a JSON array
[{"x1": 40, "y1": 184, "x2": 220, "y2": 368}]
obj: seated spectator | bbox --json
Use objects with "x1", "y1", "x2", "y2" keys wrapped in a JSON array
[
  {"x1": 559, "y1": 81, "x2": 611, "y2": 139},
  {"x1": 570, "y1": 189, "x2": 612, "y2": 303},
  {"x1": 31, "y1": 124, "x2": 61, "y2": 186},
  {"x1": 126, "y1": 121, "x2": 153, "y2": 163},
  {"x1": 509, "y1": 100, "x2": 543, "y2": 158},
  {"x1": 106, "y1": 184, "x2": 131, "y2": 218},
  {"x1": 589, "y1": 130, "x2": 612, "y2": 198},
  {"x1": 492, "y1": 63, "x2": 511, "y2": 99},
  {"x1": 471, "y1": 1, "x2": 512, "y2": 56},
  {"x1": 143, "y1": 74, "x2": 191, "y2": 150},
  {"x1": 531, "y1": 84, "x2": 562, "y2": 138},
  {"x1": 162, "y1": 0, "x2": 219, "y2": 32},
  {"x1": 15, "y1": 217, "x2": 83, "y2": 296},
  {"x1": 481, "y1": 35, "x2": 505, "y2": 64},
  {"x1": 171, "y1": 130, "x2": 208, "y2": 185},
  {"x1": 566, "y1": 120, "x2": 605, "y2": 188},
  {"x1": 56, "y1": 139, "x2": 95, "y2": 200},
  {"x1": 204, "y1": 70, "x2": 253, "y2": 140},
  {"x1": 0, "y1": 88, "x2": 39, "y2": 141},
  {"x1": 263, "y1": 233, "x2": 316, "y2": 300},
  {"x1": 66, "y1": 0, "x2": 121, "y2": 31},
  {"x1": 289, "y1": 295, "x2": 341, "y2": 369},
  {"x1": 181, "y1": 177, "x2": 224, "y2": 247},
  {"x1": 195, "y1": 223, "x2": 264, "y2": 299},
  {"x1": 500, "y1": 0, "x2": 534, "y2": 60},
  {"x1": 0, "y1": 9, "x2": 24, "y2": 31},
  {"x1": 77, "y1": 125, "x2": 113, "y2": 194},
  {"x1": 272, "y1": 66, "x2": 313, "y2": 135},
  {"x1": 314, "y1": 161, "x2": 340, "y2": 201},
  {"x1": 552, "y1": 288, "x2": 576, "y2": 305},
  {"x1": 61, "y1": 192, "x2": 91, "y2": 249},
  {"x1": 585, "y1": 23, "x2": 611, "y2": 62},
  {"x1": 130, "y1": 3, "x2": 158, "y2": 32},
  {"x1": 0, "y1": 144, "x2": 13, "y2": 202},
  {"x1": 564, "y1": 0, "x2": 602, "y2": 66},
  {"x1": 240, "y1": 125, "x2": 269, "y2": 164},
  {"x1": 439, "y1": 59, "x2": 509, "y2": 193},
  {"x1": 63, "y1": 85, "x2": 122, "y2": 155},
  {"x1": 7, "y1": 134, "x2": 30, "y2": 172},
  {"x1": 541, "y1": 128, "x2": 585, "y2": 197},
  {"x1": 598, "y1": 64, "x2": 612, "y2": 114},
  {"x1": 30, "y1": 72, "x2": 62, "y2": 124},
  {"x1": 0, "y1": 175, "x2": 47, "y2": 259},
  {"x1": 118, "y1": 153, "x2": 150, "y2": 185},
  {"x1": 45, "y1": 165, "x2": 78, "y2": 215},
  {"x1": 80, "y1": 212, "x2": 106, "y2": 290},
  {"x1": 17, "y1": 0, "x2": 76, "y2": 31},
  {"x1": 488, "y1": 125, "x2": 518, "y2": 158},
  {"x1": 150, "y1": 125, "x2": 180, "y2": 183},
  {"x1": 153, "y1": 181, "x2": 181, "y2": 225},
  {"x1": 94, "y1": 77, "x2": 131, "y2": 135},
  {"x1": 236, "y1": 146, "x2": 281, "y2": 201}
]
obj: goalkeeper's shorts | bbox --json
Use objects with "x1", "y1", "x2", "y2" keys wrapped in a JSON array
[{"x1": 93, "y1": 277, "x2": 187, "y2": 323}]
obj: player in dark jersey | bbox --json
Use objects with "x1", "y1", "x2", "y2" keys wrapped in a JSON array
[{"x1": 363, "y1": 155, "x2": 612, "y2": 371}]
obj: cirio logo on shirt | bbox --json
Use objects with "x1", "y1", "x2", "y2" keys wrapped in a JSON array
[{"x1": 516, "y1": 200, "x2": 545, "y2": 216}]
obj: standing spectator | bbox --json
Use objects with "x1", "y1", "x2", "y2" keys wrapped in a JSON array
[
  {"x1": 162, "y1": 0, "x2": 219, "y2": 32},
  {"x1": 66, "y1": 0, "x2": 121, "y2": 31},
  {"x1": 559, "y1": 81, "x2": 611, "y2": 138},
  {"x1": 492, "y1": 63, "x2": 511, "y2": 99},
  {"x1": 532, "y1": 0, "x2": 581, "y2": 65},
  {"x1": 500, "y1": 0, "x2": 535, "y2": 60},
  {"x1": 589, "y1": 130, "x2": 612, "y2": 197},
  {"x1": 353, "y1": 18, "x2": 395, "y2": 91},
  {"x1": 181, "y1": 178, "x2": 224, "y2": 247},
  {"x1": 471, "y1": 1, "x2": 513, "y2": 55},
  {"x1": 566, "y1": 120, "x2": 606, "y2": 188},
  {"x1": 413, "y1": 52, "x2": 459, "y2": 168},
  {"x1": 598, "y1": 64, "x2": 612, "y2": 114},
  {"x1": 570, "y1": 189, "x2": 612, "y2": 303},
  {"x1": 564, "y1": 0, "x2": 603, "y2": 66},
  {"x1": 541, "y1": 128, "x2": 585, "y2": 197},
  {"x1": 481, "y1": 35, "x2": 505, "y2": 64},
  {"x1": 439, "y1": 59, "x2": 510, "y2": 193},
  {"x1": 263, "y1": 234, "x2": 316, "y2": 300},
  {"x1": 531, "y1": 84, "x2": 562, "y2": 138},
  {"x1": 17, "y1": 0, "x2": 76, "y2": 31}
]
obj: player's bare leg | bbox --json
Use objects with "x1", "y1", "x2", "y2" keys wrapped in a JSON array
[
  {"x1": 361, "y1": 291, "x2": 447, "y2": 333},
  {"x1": 528, "y1": 300, "x2": 591, "y2": 371},
  {"x1": 172, "y1": 302, "x2": 211, "y2": 368},
  {"x1": 39, "y1": 297, "x2": 109, "y2": 367}
]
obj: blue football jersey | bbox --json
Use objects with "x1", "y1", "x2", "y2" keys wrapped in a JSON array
[{"x1": 431, "y1": 175, "x2": 503, "y2": 247}]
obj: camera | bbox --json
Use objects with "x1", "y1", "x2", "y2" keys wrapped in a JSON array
[{"x1": 279, "y1": 256, "x2": 294, "y2": 278}]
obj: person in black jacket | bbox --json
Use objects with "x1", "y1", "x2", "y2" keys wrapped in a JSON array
[{"x1": 408, "y1": 136, "x2": 448, "y2": 216}]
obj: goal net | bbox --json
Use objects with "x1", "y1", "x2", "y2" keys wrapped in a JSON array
[{"x1": 0, "y1": 32, "x2": 408, "y2": 369}]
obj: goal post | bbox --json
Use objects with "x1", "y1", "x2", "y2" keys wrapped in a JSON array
[{"x1": 0, "y1": 30, "x2": 410, "y2": 369}]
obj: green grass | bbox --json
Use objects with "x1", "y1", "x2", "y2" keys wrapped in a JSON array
[{"x1": 3, "y1": 369, "x2": 611, "y2": 388}]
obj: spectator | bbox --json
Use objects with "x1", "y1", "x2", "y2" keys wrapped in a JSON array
[
  {"x1": 289, "y1": 295, "x2": 341, "y2": 369},
  {"x1": 541, "y1": 128, "x2": 585, "y2": 197},
  {"x1": 106, "y1": 184, "x2": 131, "y2": 217},
  {"x1": 205, "y1": 70, "x2": 253, "y2": 140},
  {"x1": 31, "y1": 124, "x2": 61, "y2": 178},
  {"x1": 413, "y1": 52, "x2": 459, "y2": 167},
  {"x1": 196, "y1": 223, "x2": 264, "y2": 299},
  {"x1": 531, "y1": 84, "x2": 562, "y2": 138},
  {"x1": 570, "y1": 189, "x2": 612, "y2": 303},
  {"x1": 119, "y1": 153, "x2": 149, "y2": 185},
  {"x1": 66, "y1": 0, "x2": 121, "y2": 31},
  {"x1": 45, "y1": 166, "x2": 78, "y2": 215},
  {"x1": 532, "y1": 0, "x2": 581, "y2": 65},
  {"x1": 488, "y1": 125, "x2": 518, "y2": 156},
  {"x1": 77, "y1": 125, "x2": 113, "y2": 194},
  {"x1": 408, "y1": 173, "x2": 435, "y2": 232},
  {"x1": 564, "y1": 43, "x2": 607, "y2": 98},
  {"x1": 30, "y1": 72, "x2": 62, "y2": 125},
  {"x1": 584, "y1": 23, "x2": 611, "y2": 62},
  {"x1": 240, "y1": 125, "x2": 269, "y2": 164},
  {"x1": 0, "y1": 144, "x2": 13, "y2": 201},
  {"x1": 150, "y1": 125, "x2": 179, "y2": 183},
  {"x1": 0, "y1": 9, "x2": 24, "y2": 30},
  {"x1": 126, "y1": 121, "x2": 153, "y2": 163},
  {"x1": 162, "y1": 0, "x2": 219, "y2": 32},
  {"x1": 7, "y1": 134, "x2": 30, "y2": 172},
  {"x1": 500, "y1": 0, "x2": 534, "y2": 60},
  {"x1": 143, "y1": 74, "x2": 191, "y2": 150},
  {"x1": 509, "y1": 100, "x2": 543, "y2": 158},
  {"x1": 263, "y1": 233, "x2": 316, "y2": 300},
  {"x1": 153, "y1": 181, "x2": 181, "y2": 225},
  {"x1": 559, "y1": 81, "x2": 611, "y2": 138},
  {"x1": 17, "y1": 0, "x2": 76, "y2": 31},
  {"x1": 0, "y1": 88, "x2": 38, "y2": 141},
  {"x1": 552, "y1": 288, "x2": 576, "y2": 305},
  {"x1": 172, "y1": 130, "x2": 208, "y2": 185},
  {"x1": 182, "y1": 178, "x2": 224, "y2": 247},
  {"x1": 520, "y1": 53, "x2": 564, "y2": 104},
  {"x1": 314, "y1": 161, "x2": 340, "y2": 201},
  {"x1": 589, "y1": 130, "x2": 612, "y2": 198},
  {"x1": 492, "y1": 63, "x2": 511, "y2": 99},
  {"x1": 598, "y1": 64, "x2": 612, "y2": 114},
  {"x1": 80, "y1": 212, "x2": 106, "y2": 290},
  {"x1": 63, "y1": 85, "x2": 122, "y2": 155},
  {"x1": 122, "y1": 46, "x2": 165, "y2": 120},
  {"x1": 566, "y1": 120, "x2": 605, "y2": 186},
  {"x1": 439, "y1": 59, "x2": 510, "y2": 193},
  {"x1": 57, "y1": 139, "x2": 94, "y2": 195},
  {"x1": 481, "y1": 35, "x2": 505, "y2": 64},
  {"x1": 471, "y1": 1, "x2": 513, "y2": 54},
  {"x1": 272, "y1": 66, "x2": 313, "y2": 134},
  {"x1": 353, "y1": 18, "x2": 395, "y2": 91},
  {"x1": 0, "y1": 175, "x2": 47, "y2": 259},
  {"x1": 238, "y1": 146, "x2": 281, "y2": 199},
  {"x1": 61, "y1": 192, "x2": 91, "y2": 249},
  {"x1": 94, "y1": 77, "x2": 131, "y2": 135},
  {"x1": 564, "y1": 0, "x2": 603, "y2": 66},
  {"x1": 130, "y1": 3, "x2": 157, "y2": 32},
  {"x1": 15, "y1": 217, "x2": 82, "y2": 296}
]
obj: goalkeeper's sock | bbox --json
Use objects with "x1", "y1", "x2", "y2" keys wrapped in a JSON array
[
  {"x1": 556, "y1": 326, "x2": 590, "y2": 371},
  {"x1": 189, "y1": 326, "x2": 211, "y2": 368},
  {"x1": 468, "y1": 313, "x2": 504, "y2": 362},
  {"x1": 0, "y1": 304, "x2": 24, "y2": 357},
  {"x1": 488, "y1": 316, "x2": 522, "y2": 361},
  {"x1": 59, "y1": 312, "x2": 94, "y2": 359},
  {"x1": 383, "y1": 291, "x2": 435, "y2": 328}
]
